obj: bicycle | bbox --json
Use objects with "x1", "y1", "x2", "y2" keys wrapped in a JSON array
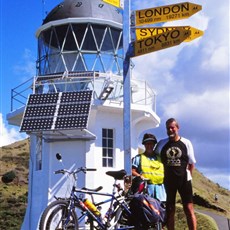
[{"x1": 39, "y1": 154, "x2": 134, "y2": 230}]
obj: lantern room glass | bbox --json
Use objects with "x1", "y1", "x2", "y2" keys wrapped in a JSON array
[{"x1": 37, "y1": 23, "x2": 123, "y2": 75}]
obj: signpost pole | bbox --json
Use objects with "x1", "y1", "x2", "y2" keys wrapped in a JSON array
[{"x1": 123, "y1": 0, "x2": 132, "y2": 175}]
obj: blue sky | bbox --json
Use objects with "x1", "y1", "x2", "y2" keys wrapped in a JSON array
[{"x1": 0, "y1": 0, "x2": 229, "y2": 189}]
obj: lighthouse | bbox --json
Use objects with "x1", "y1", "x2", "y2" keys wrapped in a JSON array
[{"x1": 7, "y1": 0, "x2": 160, "y2": 229}]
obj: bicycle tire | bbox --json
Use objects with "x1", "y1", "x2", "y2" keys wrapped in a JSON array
[
  {"x1": 114, "y1": 207, "x2": 134, "y2": 230},
  {"x1": 39, "y1": 200, "x2": 78, "y2": 230}
]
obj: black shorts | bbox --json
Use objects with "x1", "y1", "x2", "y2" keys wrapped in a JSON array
[{"x1": 164, "y1": 175, "x2": 193, "y2": 204}]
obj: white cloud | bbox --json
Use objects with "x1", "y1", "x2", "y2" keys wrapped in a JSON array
[
  {"x1": 13, "y1": 48, "x2": 36, "y2": 81},
  {"x1": 0, "y1": 113, "x2": 26, "y2": 147},
  {"x1": 161, "y1": 88, "x2": 229, "y2": 130},
  {"x1": 200, "y1": 0, "x2": 229, "y2": 71},
  {"x1": 132, "y1": 45, "x2": 185, "y2": 95},
  {"x1": 201, "y1": 45, "x2": 229, "y2": 71}
]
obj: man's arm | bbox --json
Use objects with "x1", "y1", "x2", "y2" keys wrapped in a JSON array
[
  {"x1": 187, "y1": 163, "x2": 195, "y2": 175},
  {"x1": 181, "y1": 137, "x2": 196, "y2": 164}
]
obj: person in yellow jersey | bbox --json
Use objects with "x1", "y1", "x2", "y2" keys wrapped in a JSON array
[{"x1": 132, "y1": 133, "x2": 166, "y2": 202}]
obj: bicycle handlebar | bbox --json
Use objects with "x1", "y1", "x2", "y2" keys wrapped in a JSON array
[
  {"x1": 54, "y1": 167, "x2": 97, "y2": 175},
  {"x1": 54, "y1": 169, "x2": 66, "y2": 174}
]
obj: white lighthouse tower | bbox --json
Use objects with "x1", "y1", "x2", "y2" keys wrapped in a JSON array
[{"x1": 7, "y1": 0, "x2": 160, "y2": 229}]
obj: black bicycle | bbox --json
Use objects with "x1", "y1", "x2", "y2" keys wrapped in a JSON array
[{"x1": 39, "y1": 154, "x2": 134, "y2": 230}]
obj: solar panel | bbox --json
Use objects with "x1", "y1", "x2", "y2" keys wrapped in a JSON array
[
  {"x1": 28, "y1": 93, "x2": 59, "y2": 105},
  {"x1": 35, "y1": 71, "x2": 98, "y2": 82},
  {"x1": 24, "y1": 105, "x2": 56, "y2": 117},
  {"x1": 58, "y1": 103, "x2": 90, "y2": 116},
  {"x1": 55, "y1": 115, "x2": 88, "y2": 129},
  {"x1": 56, "y1": 91, "x2": 92, "y2": 129},
  {"x1": 20, "y1": 90, "x2": 92, "y2": 132},
  {"x1": 61, "y1": 91, "x2": 92, "y2": 103},
  {"x1": 36, "y1": 75, "x2": 62, "y2": 82},
  {"x1": 20, "y1": 118, "x2": 54, "y2": 131}
]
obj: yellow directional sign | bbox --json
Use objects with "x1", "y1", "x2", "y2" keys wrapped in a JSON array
[
  {"x1": 102, "y1": 0, "x2": 123, "y2": 8},
  {"x1": 132, "y1": 27, "x2": 191, "y2": 57},
  {"x1": 135, "y1": 26, "x2": 204, "y2": 42},
  {"x1": 134, "y1": 2, "x2": 202, "y2": 26}
]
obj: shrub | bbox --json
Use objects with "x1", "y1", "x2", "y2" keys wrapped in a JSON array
[{"x1": 1, "y1": 171, "x2": 16, "y2": 184}]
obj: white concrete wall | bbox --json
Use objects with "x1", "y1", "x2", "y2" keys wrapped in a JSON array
[{"x1": 21, "y1": 137, "x2": 90, "y2": 230}]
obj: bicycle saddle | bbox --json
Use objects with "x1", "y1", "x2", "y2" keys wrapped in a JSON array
[
  {"x1": 106, "y1": 169, "x2": 127, "y2": 180},
  {"x1": 81, "y1": 186, "x2": 103, "y2": 192}
]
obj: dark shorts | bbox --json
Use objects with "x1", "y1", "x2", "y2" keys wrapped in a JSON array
[{"x1": 164, "y1": 175, "x2": 193, "y2": 204}]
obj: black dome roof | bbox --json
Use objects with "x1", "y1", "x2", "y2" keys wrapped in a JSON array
[{"x1": 43, "y1": 0, "x2": 122, "y2": 25}]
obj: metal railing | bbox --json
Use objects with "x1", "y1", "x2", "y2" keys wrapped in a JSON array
[
  {"x1": 11, "y1": 77, "x2": 34, "y2": 111},
  {"x1": 10, "y1": 72, "x2": 157, "y2": 112}
]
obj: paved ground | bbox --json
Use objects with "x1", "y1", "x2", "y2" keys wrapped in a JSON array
[{"x1": 196, "y1": 209, "x2": 230, "y2": 230}]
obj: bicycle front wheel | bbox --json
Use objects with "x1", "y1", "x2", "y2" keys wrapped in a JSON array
[{"x1": 39, "y1": 200, "x2": 78, "y2": 230}]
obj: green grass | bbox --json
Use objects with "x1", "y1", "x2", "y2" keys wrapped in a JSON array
[
  {"x1": 0, "y1": 184, "x2": 27, "y2": 230},
  {"x1": 174, "y1": 205, "x2": 218, "y2": 230}
]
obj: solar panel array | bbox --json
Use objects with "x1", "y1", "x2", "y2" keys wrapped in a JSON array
[{"x1": 20, "y1": 91, "x2": 92, "y2": 132}]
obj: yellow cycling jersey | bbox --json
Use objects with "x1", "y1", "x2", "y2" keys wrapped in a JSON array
[{"x1": 141, "y1": 154, "x2": 164, "y2": 184}]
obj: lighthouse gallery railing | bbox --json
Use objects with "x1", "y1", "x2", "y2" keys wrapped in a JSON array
[{"x1": 10, "y1": 71, "x2": 157, "y2": 112}]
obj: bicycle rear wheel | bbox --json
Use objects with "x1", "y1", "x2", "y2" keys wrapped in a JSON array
[
  {"x1": 39, "y1": 200, "x2": 78, "y2": 230},
  {"x1": 114, "y1": 207, "x2": 134, "y2": 230}
]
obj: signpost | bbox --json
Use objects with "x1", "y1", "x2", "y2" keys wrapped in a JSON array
[
  {"x1": 132, "y1": 27, "x2": 191, "y2": 57},
  {"x1": 133, "y1": 2, "x2": 202, "y2": 26},
  {"x1": 134, "y1": 26, "x2": 204, "y2": 42},
  {"x1": 102, "y1": 0, "x2": 202, "y2": 174},
  {"x1": 102, "y1": 0, "x2": 123, "y2": 8}
]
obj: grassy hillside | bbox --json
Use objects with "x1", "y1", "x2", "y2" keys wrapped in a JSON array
[
  {"x1": 0, "y1": 138, "x2": 229, "y2": 229},
  {"x1": 0, "y1": 139, "x2": 29, "y2": 229},
  {"x1": 192, "y1": 169, "x2": 229, "y2": 217}
]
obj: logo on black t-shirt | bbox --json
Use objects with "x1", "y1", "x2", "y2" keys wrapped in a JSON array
[{"x1": 166, "y1": 147, "x2": 182, "y2": 166}]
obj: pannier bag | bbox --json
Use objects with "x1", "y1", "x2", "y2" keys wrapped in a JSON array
[
  {"x1": 129, "y1": 194, "x2": 166, "y2": 229},
  {"x1": 129, "y1": 176, "x2": 146, "y2": 194}
]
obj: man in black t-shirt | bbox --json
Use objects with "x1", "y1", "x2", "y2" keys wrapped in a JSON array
[{"x1": 155, "y1": 118, "x2": 197, "y2": 230}]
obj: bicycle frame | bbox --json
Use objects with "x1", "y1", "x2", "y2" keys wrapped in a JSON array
[
  {"x1": 65, "y1": 177, "x2": 132, "y2": 230},
  {"x1": 77, "y1": 190, "x2": 131, "y2": 228}
]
